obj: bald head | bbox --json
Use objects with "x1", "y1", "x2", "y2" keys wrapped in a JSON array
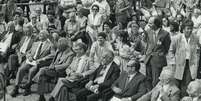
[
  {"x1": 101, "y1": 49, "x2": 114, "y2": 65},
  {"x1": 187, "y1": 79, "x2": 201, "y2": 97}
]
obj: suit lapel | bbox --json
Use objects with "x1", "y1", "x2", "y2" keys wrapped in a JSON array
[
  {"x1": 39, "y1": 41, "x2": 49, "y2": 56},
  {"x1": 57, "y1": 50, "x2": 73, "y2": 64},
  {"x1": 122, "y1": 73, "x2": 139, "y2": 93},
  {"x1": 78, "y1": 55, "x2": 88, "y2": 73},
  {"x1": 52, "y1": 50, "x2": 59, "y2": 64},
  {"x1": 104, "y1": 62, "x2": 115, "y2": 81},
  {"x1": 155, "y1": 29, "x2": 162, "y2": 44}
]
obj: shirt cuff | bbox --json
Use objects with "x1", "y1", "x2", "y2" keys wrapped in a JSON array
[{"x1": 128, "y1": 97, "x2": 132, "y2": 101}]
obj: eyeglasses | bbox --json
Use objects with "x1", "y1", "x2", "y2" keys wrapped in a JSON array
[{"x1": 92, "y1": 8, "x2": 98, "y2": 11}]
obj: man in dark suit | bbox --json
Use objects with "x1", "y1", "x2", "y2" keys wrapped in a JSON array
[
  {"x1": 10, "y1": 30, "x2": 54, "y2": 97},
  {"x1": 33, "y1": 38, "x2": 75, "y2": 101},
  {"x1": 110, "y1": 60, "x2": 147, "y2": 101},
  {"x1": 75, "y1": 49, "x2": 120, "y2": 101},
  {"x1": 144, "y1": 16, "x2": 171, "y2": 90}
]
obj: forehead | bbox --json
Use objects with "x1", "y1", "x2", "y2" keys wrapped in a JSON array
[
  {"x1": 98, "y1": 36, "x2": 104, "y2": 39},
  {"x1": 127, "y1": 61, "x2": 135, "y2": 66},
  {"x1": 92, "y1": 6, "x2": 98, "y2": 9},
  {"x1": 148, "y1": 17, "x2": 155, "y2": 23},
  {"x1": 184, "y1": 26, "x2": 193, "y2": 29},
  {"x1": 73, "y1": 45, "x2": 82, "y2": 50}
]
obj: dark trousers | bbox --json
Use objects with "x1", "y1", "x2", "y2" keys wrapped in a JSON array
[
  {"x1": 179, "y1": 60, "x2": 192, "y2": 98},
  {"x1": 197, "y1": 49, "x2": 201, "y2": 79},
  {"x1": 146, "y1": 61, "x2": 163, "y2": 91},
  {"x1": 75, "y1": 88, "x2": 101, "y2": 101}
]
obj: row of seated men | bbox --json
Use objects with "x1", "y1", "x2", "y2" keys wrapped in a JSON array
[{"x1": 0, "y1": 24, "x2": 200, "y2": 101}]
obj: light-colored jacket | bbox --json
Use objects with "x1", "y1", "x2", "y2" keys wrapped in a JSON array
[{"x1": 169, "y1": 33, "x2": 200, "y2": 80}]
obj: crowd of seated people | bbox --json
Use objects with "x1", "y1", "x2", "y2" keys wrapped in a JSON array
[{"x1": 0, "y1": 0, "x2": 201, "y2": 101}]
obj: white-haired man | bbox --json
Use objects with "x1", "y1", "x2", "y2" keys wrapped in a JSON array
[{"x1": 137, "y1": 68, "x2": 180, "y2": 101}]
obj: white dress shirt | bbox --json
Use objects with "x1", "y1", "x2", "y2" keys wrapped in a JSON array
[{"x1": 182, "y1": 35, "x2": 191, "y2": 60}]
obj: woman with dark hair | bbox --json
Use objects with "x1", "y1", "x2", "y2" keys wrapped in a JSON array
[
  {"x1": 175, "y1": 14, "x2": 185, "y2": 33},
  {"x1": 102, "y1": 21, "x2": 115, "y2": 42},
  {"x1": 162, "y1": 17, "x2": 170, "y2": 32},
  {"x1": 115, "y1": 30, "x2": 132, "y2": 72},
  {"x1": 86, "y1": 4, "x2": 103, "y2": 42},
  {"x1": 71, "y1": 31, "x2": 92, "y2": 55}
]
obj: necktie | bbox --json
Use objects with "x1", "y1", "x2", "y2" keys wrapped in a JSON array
[
  {"x1": 38, "y1": 16, "x2": 41, "y2": 22},
  {"x1": 124, "y1": 75, "x2": 130, "y2": 88}
]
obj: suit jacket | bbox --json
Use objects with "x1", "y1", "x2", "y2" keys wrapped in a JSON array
[
  {"x1": 169, "y1": 33, "x2": 200, "y2": 80},
  {"x1": 66, "y1": 55, "x2": 95, "y2": 77},
  {"x1": 112, "y1": 71, "x2": 147, "y2": 101},
  {"x1": 26, "y1": 40, "x2": 54, "y2": 64},
  {"x1": 137, "y1": 82, "x2": 180, "y2": 101},
  {"x1": 89, "y1": 62, "x2": 120, "y2": 92},
  {"x1": 15, "y1": 35, "x2": 35, "y2": 63},
  {"x1": 51, "y1": 49, "x2": 75, "y2": 75},
  {"x1": 16, "y1": 36, "x2": 35, "y2": 51},
  {"x1": 144, "y1": 28, "x2": 171, "y2": 68}
]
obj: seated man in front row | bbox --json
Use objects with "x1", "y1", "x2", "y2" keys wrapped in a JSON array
[
  {"x1": 10, "y1": 30, "x2": 54, "y2": 97},
  {"x1": 110, "y1": 60, "x2": 147, "y2": 101},
  {"x1": 137, "y1": 68, "x2": 180, "y2": 101},
  {"x1": 75, "y1": 49, "x2": 120, "y2": 101},
  {"x1": 48, "y1": 42, "x2": 95, "y2": 101},
  {"x1": 181, "y1": 79, "x2": 201, "y2": 101},
  {"x1": 33, "y1": 38, "x2": 75, "y2": 101}
]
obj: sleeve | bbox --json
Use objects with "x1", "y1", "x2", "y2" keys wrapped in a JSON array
[
  {"x1": 82, "y1": 58, "x2": 96, "y2": 77},
  {"x1": 136, "y1": 91, "x2": 152, "y2": 101},
  {"x1": 131, "y1": 77, "x2": 147, "y2": 101}
]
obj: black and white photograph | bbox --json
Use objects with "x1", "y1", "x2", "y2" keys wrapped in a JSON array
[{"x1": 0, "y1": 0, "x2": 201, "y2": 101}]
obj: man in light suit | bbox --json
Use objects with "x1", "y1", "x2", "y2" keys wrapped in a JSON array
[
  {"x1": 75, "y1": 49, "x2": 120, "y2": 101},
  {"x1": 33, "y1": 38, "x2": 75, "y2": 101},
  {"x1": 48, "y1": 42, "x2": 95, "y2": 101},
  {"x1": 181, "y1": 79, "x2": 201, "y2": 101},
  {"x1": 6, "y1": 25, "x2": 36, "y2": 80},
  {"x1": 137, "y1": 68, "x2": 180, "y2": 101},
  {"x1": 169, "y1": 19, "x2": 201, "y2": 97},
  {"x1": 10, "y1": 30, "x2": 54, "y2": 97},
  {"x1": 144, "y1": 16, "x2": 171, "y2": 90},
  {"x1": 110, "y1": 60, "x2": 147, "y2": 101}
]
